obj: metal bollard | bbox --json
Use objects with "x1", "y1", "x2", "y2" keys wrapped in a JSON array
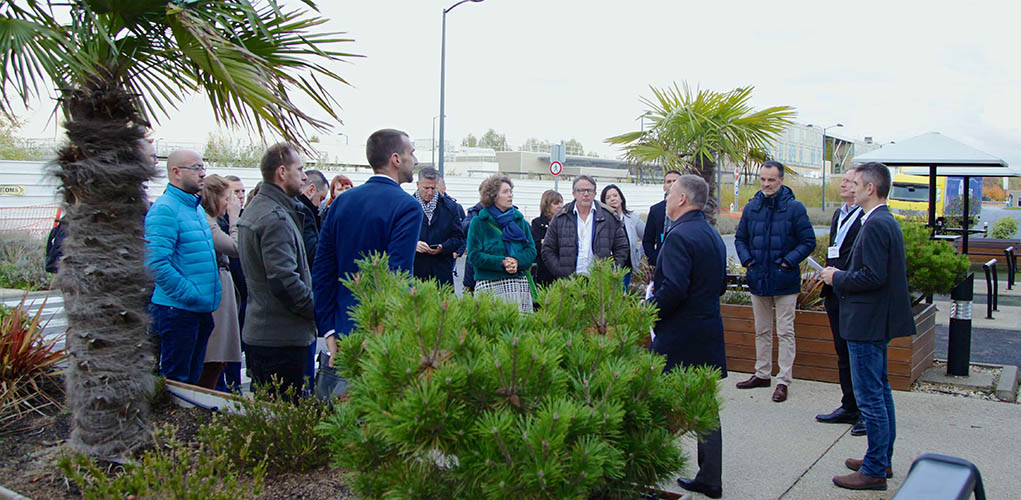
[
  {"x1": 1006, "y1": 246, "x2": 1016, "y2": 290},
  {"x1": 947, "y1": 273, "x2": 974, "y2": 376},
  {"x1": 982, "y1": 259, "x2": 997, "y2": 319}
]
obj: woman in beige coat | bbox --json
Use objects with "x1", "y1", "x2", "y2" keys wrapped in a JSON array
[{"x1": 197, "y1": 174, "x2": 242, "y2": 390}]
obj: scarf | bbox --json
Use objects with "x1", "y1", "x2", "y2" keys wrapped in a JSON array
[
  {"x1": 486, "y1": 205, "x2": 527, "y2": 256},
  {"x1": 414, "y1": 191, "x2": 439, "y2": 224}
]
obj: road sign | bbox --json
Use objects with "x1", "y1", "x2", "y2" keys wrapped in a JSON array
[{"x1": 550, "y1": 160, "x2": 563, "y2": 176}]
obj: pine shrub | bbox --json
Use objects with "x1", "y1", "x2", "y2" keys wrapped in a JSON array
[
  {"x1": 319, "y1": 254, "x2": 722, "y2": 499},
  {"x1": 989, "y1": 217, "x2": 1018, "y2": 239},
  {"x1": 902, "y1": 222, "x2": 970, "y2": 295}
]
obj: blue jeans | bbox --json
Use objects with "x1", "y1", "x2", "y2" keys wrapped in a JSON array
[
  {"x1": 847, "y1": 339, "x2": 896, "y2": 478},
  {"x1": 149, "y1": 304, "x2": 214, "y2": 385}
]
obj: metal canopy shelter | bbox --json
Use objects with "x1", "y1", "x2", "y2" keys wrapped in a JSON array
[{"x1": 853, "y1": 132, "x2": 1011, "y2": 253}]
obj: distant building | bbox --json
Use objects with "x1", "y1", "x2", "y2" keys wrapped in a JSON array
[{"x1": 763, "y1": 123, "x2": 884, "y2": 178}]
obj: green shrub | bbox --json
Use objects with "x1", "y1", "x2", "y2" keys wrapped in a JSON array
[
  {"x1": 320, "y1": 254, "x2": 721, "y2": 499},
  {"x1": 901, "y1": 222, "x2": 970, "y2": 295},
  {"x1": 200, "y1": 378, "x2": 334, "y2": 474},
  {"x1": 989, "y1": 217, "x2": 1018, "y2": 239},
  {"x1": 59, "y1": 425, "x2": 265, "y2": 500},
  {"x1": 0, "y1": 232, "x2": 51, "y2": 290}
]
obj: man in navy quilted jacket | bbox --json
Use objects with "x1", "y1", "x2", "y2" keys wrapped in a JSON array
[
  {"x1": 144, "y1": 150, "x2": 221, "y2": 384},
  {"x1": 734, "y1": 160, "x2": 816, "y2": 402}
]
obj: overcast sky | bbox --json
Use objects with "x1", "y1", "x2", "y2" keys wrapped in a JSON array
[{"x1": 18, "y1": 0, "x2": 1021, "y2": 167}]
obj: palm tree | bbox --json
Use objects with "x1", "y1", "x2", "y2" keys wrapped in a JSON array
[
  {"x1": 607, "y1": 83, "x2": 795, "y2": 225},
  {"x1": 0, "y1": 0, "x2": 357, "y2": 457}
]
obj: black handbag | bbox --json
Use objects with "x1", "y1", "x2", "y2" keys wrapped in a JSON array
[{"x1": 313, "y1": 351, "x2": 348, "y2": 400}]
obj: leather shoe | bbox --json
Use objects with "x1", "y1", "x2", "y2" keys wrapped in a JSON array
[
  {"x1": 833, "y1": 470, "x2": 887, "y2": 490},
  {"x1": 816, "y1": 407, "x2": 860, "y2": 424},
  {"x1": 676, "y1": 477, "x2": 722, "y2": 499},
  {"x1": 735, "y1": 375, "x2": 771, "y2": 389},
  {"x1": 845, "y1": 458, "x2": 893, "y2": 478},
  {"x1": 772, "y1": 384, "x2": 788, "y2": 402},
  {"x1": 850, "y1": 416, "x2": 867, "y2": 436}
]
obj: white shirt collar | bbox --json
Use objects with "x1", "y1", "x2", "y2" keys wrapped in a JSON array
[{"x1": 859, "y1": 203, "x2": 886, "y2": 224}]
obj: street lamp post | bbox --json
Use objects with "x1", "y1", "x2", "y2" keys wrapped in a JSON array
[
  {"x1": 438, "y1": 0, "x2": 484, "y2": 178},
  {"x1": 809, "y1": 122, "x2": 843, "y2": 211}
]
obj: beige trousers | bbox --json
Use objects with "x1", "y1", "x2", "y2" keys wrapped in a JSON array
[{"x1": 751, "y1": 293, "x2": 798, "y2": 385}]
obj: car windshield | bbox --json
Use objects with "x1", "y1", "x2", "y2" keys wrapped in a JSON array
[{"x1": 891, "y1": 183, "x2": 929, "y2": 202}]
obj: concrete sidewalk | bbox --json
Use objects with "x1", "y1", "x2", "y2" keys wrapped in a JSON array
[{"x1": 661, "y1": 372, "x2": 1021, "y2": 499}]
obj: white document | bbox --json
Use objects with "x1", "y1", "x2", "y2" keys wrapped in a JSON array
[{"x1": 806, "y1": 256, "x2": 825, "y2": 272}]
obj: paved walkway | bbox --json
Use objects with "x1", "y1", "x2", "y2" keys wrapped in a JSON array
[{"x1": 662, "y1": 373, "x2": 1021, "y2": 499}]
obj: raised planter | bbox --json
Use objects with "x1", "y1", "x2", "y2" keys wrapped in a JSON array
[{"x1": 722, "y1": 302, "x2": 936, "y2": 391}]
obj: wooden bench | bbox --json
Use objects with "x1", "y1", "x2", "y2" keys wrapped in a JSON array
[{"x1": 950, "y1": 237, "x2": 1020, "y2": 264}]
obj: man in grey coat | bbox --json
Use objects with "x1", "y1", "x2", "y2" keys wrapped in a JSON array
[
  {"x1": 541, "y1": 175, "x2": 629, "y2": 279},
  {"x1": 237, "y1": 143, "x2": 315, "y2": 398}
]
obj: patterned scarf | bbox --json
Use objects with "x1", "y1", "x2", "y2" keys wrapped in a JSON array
[{"x1": 414, "y1": 191, "x2": 439, "y2": 224}]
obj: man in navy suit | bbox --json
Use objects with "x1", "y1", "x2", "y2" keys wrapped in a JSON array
[
  {"x1": 312, "y1": 129, "x2": 424, "y2": 360},
  {"x1": 642, "y1": 170, "x2": 682, "y2": 268},
  {"x1": 411, "y1": 167, "x2": 464, "y2": 286},
  {"x1": 648, "y1": 175, "x2": 727, "y2": 499},
  {"x1": 822, "y1": 162, "x2": 915, "y2": 491},
  {"x1": 816, "y1": 170, "x2": 866, "y2": 435}
]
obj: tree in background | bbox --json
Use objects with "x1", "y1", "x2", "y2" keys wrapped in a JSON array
[
  {"x1": 521, "y1": 136, "x2": 551, "y2": 153},
  {"x1": 1, "y1": 0, "x2": 357, "y2": 457},
  {"x1": 204, "y1": 132, "x2": 265, "y2": 169},
  {"x1": 0, "y1": 115, "x2": 50, "y2": 160},
  {"x1": 607, "y1": 83, "x2": 795, "y2": 225},
  {"x1": 463, "y1": 128, "x2": 509, "y2": 151}
]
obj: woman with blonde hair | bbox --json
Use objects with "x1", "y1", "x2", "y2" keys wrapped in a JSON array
[
  {"x1": 197, "y1": 174, "x2": 242, "y2": 390},
  {"x1": 467, "y1": 175, "x2": 537, "y2": 313}
]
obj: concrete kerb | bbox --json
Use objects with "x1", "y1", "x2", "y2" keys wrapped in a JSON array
[{"x1": 995, "y1": 364, "x2": 1020, "y2": 401}]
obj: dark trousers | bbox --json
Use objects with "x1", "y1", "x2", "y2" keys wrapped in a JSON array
[
  {"x1": 149, "y1": 304, "x2": 214, "y2": 385},
  {"x1": 694, "y1": 410, "x2": 723, "y2": 488},
  {"x1": 246, "y1": 344, "x2": 308, "y2": 401},
  {"x1": 824, "y1": 294, "x2": 858, "y2": 413}
]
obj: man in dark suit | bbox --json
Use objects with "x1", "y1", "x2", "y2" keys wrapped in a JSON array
[
  {"x1": 313, "y1": 129, "x2": 424, "y2": 360},
  {"x1": 642, "y1": 170, "x2": 682, "y2": 268},
  {"x1": 648, "y1": 175, "x2": 727, "y2": 499},
  {"x1": 815, "y1": 170, "x2": 866, "y2": 435},
  {"x1": 822, "y1": 162, "x2": 915, "y2": 491}
]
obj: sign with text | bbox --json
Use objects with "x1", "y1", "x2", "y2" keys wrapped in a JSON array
[{"x1": 0, "y1": 185, "x2": 25, "y2": 196}]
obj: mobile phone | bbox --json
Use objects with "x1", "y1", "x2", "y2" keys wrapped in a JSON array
[{"x1": 429, "y1": 244, "x2": 440, "y2": 250}]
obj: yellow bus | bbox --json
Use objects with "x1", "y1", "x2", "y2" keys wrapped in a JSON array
[{"x1": 888, "y1": 174, "x2": 982, "y2": 222}]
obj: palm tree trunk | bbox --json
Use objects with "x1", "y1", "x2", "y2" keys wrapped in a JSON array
[
  {"x1": 693, "y1": 155, "x2": 718, "y2": 227},
  {"x1": 50, "y1": 80, "x2": 159, "y2": 457}
]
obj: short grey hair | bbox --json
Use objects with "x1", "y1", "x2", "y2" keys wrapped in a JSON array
[
  {"x1": 303, "y1": 169, "x2": 328, "y2": 191},
  {"x1": 677, "y1": 174, "x2": 709, "y2": 208},
  {"x1": 418, "y1": 166, "x2": 440, "y2": 181},
  {"x1": 572, "y1": 175, "x2": 596, "y2": 191},
  {"x1": 853, "y1": 162, "x2": 891, "y2": 199}
]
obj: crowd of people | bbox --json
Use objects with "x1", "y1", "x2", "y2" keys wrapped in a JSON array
[{"x1": 45, "y1": 128, "x2": 912, "y2": 496}]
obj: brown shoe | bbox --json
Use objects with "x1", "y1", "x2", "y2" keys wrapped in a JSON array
[
  {"x1": 845, "y1": 458, "x2": 893, "y2": 478},
  {"x1": 736, "y1": 375, "x2": 771, "y2": 389},
  {"x1": 833, "y1": 470, "x2": 887, "y2": 490},
  {"x1": 771, "y1": 384, "x2": 788, "y2": 402}
]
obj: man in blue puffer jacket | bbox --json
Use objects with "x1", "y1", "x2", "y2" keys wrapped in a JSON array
[
  {"x1": 145, "y1": 150, "x2": 221, "y2": 384},
  {"x1": 734, "y1": 160, "x2": 816, "y2": 403}
]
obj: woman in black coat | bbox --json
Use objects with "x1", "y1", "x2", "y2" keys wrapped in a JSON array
[{"x1": 530, "y1": 189, "x2": 563, "y2": 286}]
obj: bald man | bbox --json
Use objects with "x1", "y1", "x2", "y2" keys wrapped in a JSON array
[{"x1": 144, "y1": 150, "x2": 221, "y2": 384}]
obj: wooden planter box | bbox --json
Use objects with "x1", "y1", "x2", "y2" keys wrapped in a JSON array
[{"x1": 722, "y1": 302, "x2": 936, "y2": 391}]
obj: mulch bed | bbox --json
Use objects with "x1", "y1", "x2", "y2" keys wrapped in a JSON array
[{"x1": 0, "y1": 390, "x2": 352, "y2": 499}]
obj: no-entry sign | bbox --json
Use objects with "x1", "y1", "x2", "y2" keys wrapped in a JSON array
[{"x1": 549, "y1": 160, "x2": 563, "y2": 176}]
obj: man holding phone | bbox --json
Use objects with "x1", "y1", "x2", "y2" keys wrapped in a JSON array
[{"x1": 412, "y1": 166, "x2": 464, "y2": 285}]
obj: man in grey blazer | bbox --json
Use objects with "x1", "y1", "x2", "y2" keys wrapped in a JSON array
[{"x1": 821, "y1": 162, "x2": 915, "y2": 491}]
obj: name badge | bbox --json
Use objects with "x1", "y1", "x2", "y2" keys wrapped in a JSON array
[{"x1": 827, "y1": 246, "x2": 840, "y2": 259}]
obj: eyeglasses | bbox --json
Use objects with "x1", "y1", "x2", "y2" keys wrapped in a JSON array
[
  {"x1": 573, "y1": 188, "x2": 595, "y2": 195},
  {"x1": 177, "y1": 164, "x2": 206, "y2": 172}
]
